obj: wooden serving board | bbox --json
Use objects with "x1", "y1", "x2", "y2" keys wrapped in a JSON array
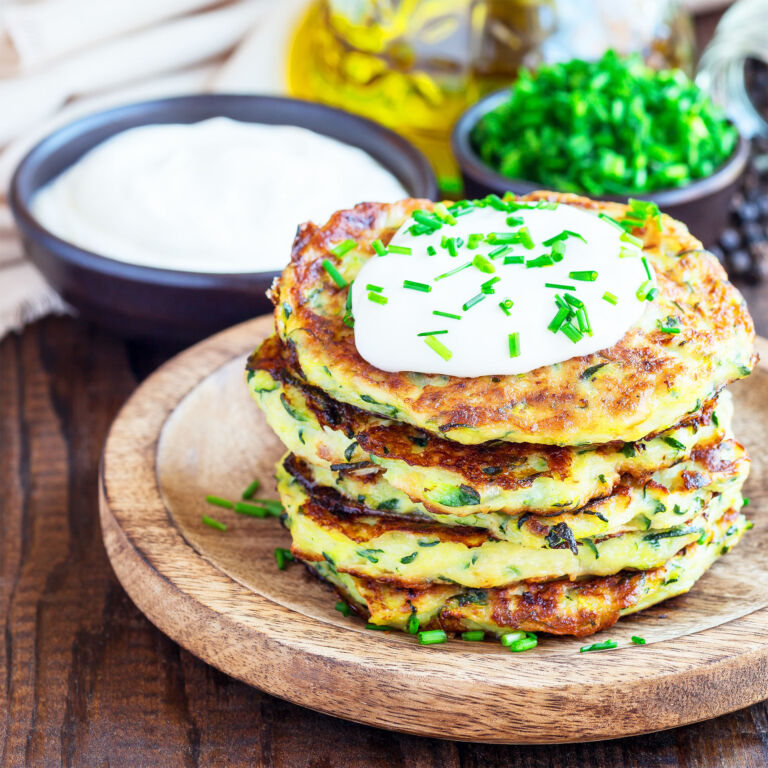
[{"x1": 100, "y1": 315, "x2": 768, "y2": 744}]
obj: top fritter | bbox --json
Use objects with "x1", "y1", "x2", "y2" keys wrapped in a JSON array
[{"x1": 271, "y1": 192, "x2": 755, "y2": 446}]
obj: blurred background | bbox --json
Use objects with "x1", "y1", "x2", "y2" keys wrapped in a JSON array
[{"x1": 2, "y1": 0, "x2": 768, "y2": 341}]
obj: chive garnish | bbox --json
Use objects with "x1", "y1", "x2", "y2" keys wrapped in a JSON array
[
  {"x1": 445, "y1": 237, "x2": 458, "y2": 257},
  {"x1": 603, "y1": 291, "x2": 619, "y2": 305},
  {"x1": 489, "y1": 244, "x2": 512, "y2": 258},
  {"x1": 330, "y1": 239, "x2": 356, "y2": 257},
  {"x1": 545, "y1": 283, "x2": 576, "y2": 291},
  {"x1": 504, "y1": 255, "x2": 525, "y2": 265},
  {"x1": 499, "y1": 298, "x2": 514, "y2": 315},
  {"x1": 274, "y1": 547, "x2": 294, "y2": 570},
  {"x1": 424, "y1": 335, "x2": 452, "y2": 361},
  {"x1": 550, "y1": 240, "x2": 566, "y2": 261},
  {"x1": 631, "y1": 636, "x2": 647, "y2": 645},
  {"x1": 561, "y1": 322, "x2": 583, "y2": 343},
  {"x1": 563, "y1": 293, "x2": 584, "y2": 308},
  {"x1": 433, "y1": 310, "x2": 461, "y2": 320},
  {"x1": 202, "y1": 515, "x2": 227, "y2": 531},
  {"x1": 646, "y1": 287, "x2": 659, "y2": 301},
  {"x1": 620, "y1": 231, "x2": 644, "y2": 248},
  {"x1": 500, "y1": 631, "x2": 526, "y2": 646},
  {"x1": 525, "y1": 255, "x2": 554, "y2": 268},
  {"x1": 206, "y1": 495, "x2": 233, "y2": 509},
  {"x1": 406, "y1": 615, "x2": 420, "y2": 635},
  {"x1": 548, "y1": 306, "x2": 570, "y2": 332},
  {"x1": 366, "y1": 284, "x2": 383, "y2": 292},
  {"x1": 619, "y1": 246, "x2": 638, "y2": 258},
  {"x1": 473, "y1": 253, "x2": 496, "y2": 273},
  {"x1": 569, "y1": 270, "x2": 598, "y2": 281},
  {"x1": 366, "y1": 623, "x2": 394, "y2": 631},
  {"x1": 371, "y1": 239, "x2": 387, "y2": 257},
  {"x1": 508, "y1": 332, "x2": 520, "y2": 358},
  {"x1": 403, "y1": 280, "x2": 431, "y2": 292},
  {"x1": 241, "y1": 480, "x2": 260, "y2": 500},
  {"x1": 427, "y1": 245, "x2": 437, "y2": 256},
  {"x1": 461, "y1": 631, "x2": 485, "y2": 641},
  {"x1": 368, "y1": 292, "x2": 387, "y2": 305},
  {"x1": 418, "y1": 629, "x2": 447, "y2": 645},
  {"x1": 435, "y1": 261, "x2": 472, "y2": 281},
  {"x1": 413, "y1": 210, "x2": 442, "y2": 231},
  {"x1": 322, "y1": 259, "x2": 347, "y2": 288},
  {"x1": 462, "y1": 293, "x2": 486, "y2": 311},
  {"x1": 234, "y1": 501, "x2": 268, "y2": 518},
  {"x1": 486, "y1": 232, "x2": 519, "y2": 244},
  {"x1": 335, "y1": 601, "x2": 352, "y2": 617},
  {"x1": 641, "y1": 257, "x2": 653, "y2": 281},
  {"x1": 636, "y1": 280, "x2": 654, "y2": 300},
  {"x1": 467, "y1": 233, "x2": 484, "y2": 249},
  {"x1": 580, "y1": 640, "x2": 617, "y2": 652},
  {"x1": 509, "y1": 635, "x2": 538, "y2": 652},
  {"x1": 417, "y1": 330, "x2": 448, "y2": 336},
  {"x1": 388, "y1": 244, "x2": 412, "y2": 255},
  {"x1": 598, "y1": 212, "x2": 624, "y2": 231},
  {"x1": 506, "y1": 215, "x2": 524, "y2": 227}
]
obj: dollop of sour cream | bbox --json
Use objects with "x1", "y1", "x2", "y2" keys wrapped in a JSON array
[
  {"x1": 32, "y1": 117, "x2": 407, "y2": 274},
  {"x1": 352, "y1": 201, "x2": 653, "y2": 377}
]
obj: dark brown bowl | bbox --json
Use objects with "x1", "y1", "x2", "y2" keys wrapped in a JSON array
[
  {"x1": 10, "y1": 94, "x2": 438, "y2": 341},
  {"x1": 452, "y1": 89, "x2": 749, "y2": 247}
]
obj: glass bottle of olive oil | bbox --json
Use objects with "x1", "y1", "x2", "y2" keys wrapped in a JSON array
[{"x1": 288, "y1": 0, "x2": 557, "y2": 191}]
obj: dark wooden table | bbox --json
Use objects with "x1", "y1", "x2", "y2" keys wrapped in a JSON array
[{"x1": 1, "y1": 278, "x2": 766, "y2": 768}]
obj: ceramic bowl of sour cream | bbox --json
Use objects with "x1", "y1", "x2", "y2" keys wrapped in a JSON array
[{"x1": 10, "y1": 94, "x2": 437, "y2": 340}]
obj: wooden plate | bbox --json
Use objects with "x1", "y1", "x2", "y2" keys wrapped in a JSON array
[{"x1": 100, "y1": 315, "x2": 768, "y2": 744}]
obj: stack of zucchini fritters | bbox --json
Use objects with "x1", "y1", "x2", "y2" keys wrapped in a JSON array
[{"x1": 247, "y1": 193, "x2": 756, "y2": 639}]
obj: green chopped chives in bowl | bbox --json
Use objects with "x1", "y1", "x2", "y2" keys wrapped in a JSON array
[{"x1": 469, "y1": 51, "x2": 738, "y2": 197}]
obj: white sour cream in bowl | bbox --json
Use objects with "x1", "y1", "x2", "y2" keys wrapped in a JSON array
[{"x1": 31, "y1": 117, "x2": 408, "y2": 274}]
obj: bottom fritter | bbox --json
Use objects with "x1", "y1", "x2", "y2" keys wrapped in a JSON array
[{"x1": 307, "y1": 508, "x2": 748, "y2": 637}]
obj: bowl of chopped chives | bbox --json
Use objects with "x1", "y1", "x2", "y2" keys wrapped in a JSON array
[{"x1": 452, "y1": 51, "x2": 749, "y2": 246}]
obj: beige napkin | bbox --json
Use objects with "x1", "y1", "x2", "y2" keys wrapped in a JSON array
[{"x1": 0, "y1": 0, "x2": 299, "y2": 339}]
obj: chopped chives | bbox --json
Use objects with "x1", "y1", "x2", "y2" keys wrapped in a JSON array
[
  {"x1": 473, "y1": 253, "x2": 496, "y2": 273},
  {"x1": 445, "y1": 237, "x2": 458, "y2": 257},
  {"x1": 371, "y1": 239, "x2": 387, "y2": 257},
  {"x1": 506, "y1": 215, "x2": 524, "y2": 226},
  {"x1": 548, "y1": 306, "x2": 570, "y2": 332},
  {"x1": 461, "y1": 631, "x2": 485, "y2": 641},
  {"x1": 508, "y1": 332, "x2": 520, "y2": 358},
  {"x1": 388, "y1": 244, "x2": 412, "y2": 255},
  {"x1": 569, "y1": 270, "x2": 598, "y2": 281},
  {"x1": 550, "y1": 240, "x2": 566, "y2": 262},
  {"x1": 366, "y1": 623, "x2": 394, "y2": 631},
  {"x1": 646, "y1": 287, "x2": 659, "y2": 301},
  {"x1": 407, "y1": 614, "x2": 420, "y2": 635},
  {"x1": 322, "y1": 259, "x2": 347, "y2": 288},
  {"x1": 424, "y1": 335, "x2": 452, "y2": 361},
  {"x1": 435, "y1": 261, "x2": 472, "y2": 281},
  {"x1": 561, "y1": 322, "x2": 583, "y2": 343},
  {"x1": 619, "y1": 246, "x2": 639, "y2": 258},
  {"x1": 486, "y1": 232, "x2": 519, "y2": 244},
  {"x1": 433, "y1": 202, "x2": 457, "y2": 225},
  {"x1": 234, "y1": 501, "x2": 268, "y2": 518},
  {"x1": 368, "y1": 292, "x2": 388, "y2": 305},
  {"x1": 335, "y1": 601, "x2": 352, "y2": 617},
  {"x1": 631, "y1": 635, "x2": 647, "y2": 645},
  {"x1": 366, "y1": 283, "x2": 383, "y2": 292},
  {"x1": 467, "y1": 233, "x2": 484, "y2": 249},
  {"x1": 433, "y1": 310, "x2": 462, "y2": 320},
  {"x1": 489, "y1": 244, "x2": 512, "y2": 258},
  {"x1": 462, "y1": 293, "x2": 486, "y2": 311},
  {"x1": 517, "y1": 226, "x2": 534, "y2": 249},
  {"x1": 242, "y1": 480, "x2": 260, "y2": 500},
  {"x1": 499, "y1": 298, "x2": 514, "y2": 315},
  {"x1": 598, "y1": 212, "x2": 624, "y2": 231},
  {"x1": 620, "y1": 231, "x2": 644, "y2": 248},
  {"x1": 525, "y1": 255, "x2": 555, "y2": 268},
  {"x1": 417, "y1": 330, "x2": 448, "y2": 336},
  {"x1": 413, "y1": 210, "x2": 442, "y2": 231},
  {"x1": 543, "y1": 230, "x2": 587, "y2": 246},
  {"x1": 403, "y1": 280, "x2": 431, "y2": 292},
  {"x1": 500, "y1": 631, "x2": 527, "y2": 646},
  {"x1": 427, "y1": 245, "x2": 437, "y2": 256},
  {"x1": 504, "y1": 255, "x2": 525, "y2": 265},
  {"x1": 641, "y1": 257, "x2": 653, "y2": 280},
  {"x1": 577, "y1": 306, "x2": 592, "y2": 336},
  {"x1": 603, "y1": 291, "x2": 619, "y2": 305},
  {"x1": 330, "y1": 239, "x2": 356, "y2": 257},
  {"x1": 664, "y1": 436, "x2": 686, "y2": 450},
  {"x1": 509, "y1": 636, "x2": 538, "y2": 652},
  {"x1": 206, "y1": 495, "x2": 234, "y2": 509},
  {"x1": 657, "y1": 325, "x2": 680, "y2": 334},
  {"x1": 484, "y1": 193, "x2": 508, "y2": 211},
  {"x1": 636, "y1": 280, "x2": 654, "y2": 300},
  {"x1": 202, "y1": 515, "x2": 227, "y2": 531},
  {"x1": 563, "y1": 293, "x2": 584, "y2": 309},
  {"x1": 274, "y1": 547, "x2": 294, "y2": 570},
  {"x1": 418, "y1": 629, "x2": 447, "y2": 645},
  {"x1": 545, "y1": 282, "x2": 576, "y2": 291},
  {"x1": 580, "y1": 640, "x2": 617, "y2": 652}
]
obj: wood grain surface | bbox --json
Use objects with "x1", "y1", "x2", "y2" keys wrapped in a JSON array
[{"x1": 0, "y1": 292, "x2": 765, "y2": 764}]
